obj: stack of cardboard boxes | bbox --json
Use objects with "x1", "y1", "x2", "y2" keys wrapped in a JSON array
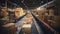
[
  {"x1": 14, "y1": 8, "x2": 26, "y2": 19},
  {"x1": 0, "y1": 7, "x2": 17, "y2": 34}
]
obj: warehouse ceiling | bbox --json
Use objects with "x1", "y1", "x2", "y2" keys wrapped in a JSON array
[{"x1": 0, "y1": 0, "x2": 53, "y2": 9}]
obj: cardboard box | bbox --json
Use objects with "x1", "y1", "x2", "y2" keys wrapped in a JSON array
[
  {"x1": 22, "y1": 24, "x2": 32, "y2": 34},
  {"x1": 2, "y1": 23, "x2": 17, "y2": 34}
]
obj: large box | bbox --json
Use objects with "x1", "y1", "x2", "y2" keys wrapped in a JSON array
[{"x1": 53, "y1": 16, "x2": 60, "y2": 28}]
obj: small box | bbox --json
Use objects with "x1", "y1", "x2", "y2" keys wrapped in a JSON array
[{"x1": 22, "y1": 24, "x2": 32, "y2": 34}]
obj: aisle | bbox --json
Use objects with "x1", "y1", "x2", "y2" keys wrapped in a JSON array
[
  {"x1": 31, "y1": 19, "x2": 39, "y2": 34},
  {"x1": 32, "y1": 18, "x2": 44, "y2": 34},
  {"x1": 15, "y1": 12, "x2": 44, "y2": 34},
  {"x1": 16, "y1": 15, "x2": 27, "y2": 34}
]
